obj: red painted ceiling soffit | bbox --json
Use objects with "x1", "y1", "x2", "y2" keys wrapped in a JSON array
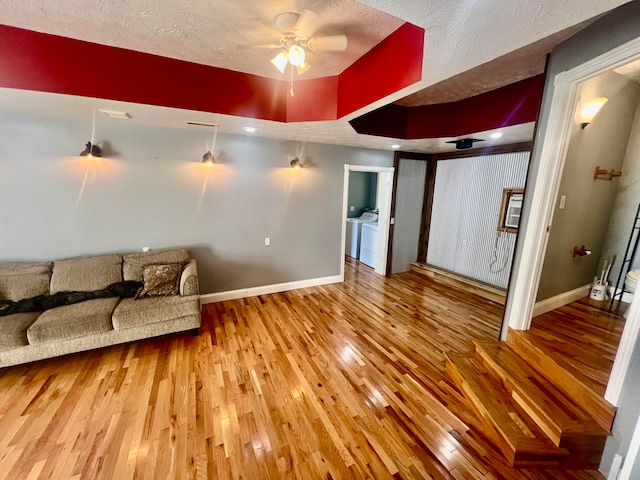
[
  {"x1": 0, "y1": 23, "x2": 424, "y2": 123},
  {"x1": 349, "y1": 74, "x2": 546, "y2": 139}
]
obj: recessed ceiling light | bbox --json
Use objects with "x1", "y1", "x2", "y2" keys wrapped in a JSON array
[
  {"x1": 490, "y1": 132, "x2": 504, "y2": 139},
  {"x1": 243, "y1": 127, "x2": 257, "y2": 133},
  {"x1": 391, "y1": 144, "x2": 401, "y2": 149}
]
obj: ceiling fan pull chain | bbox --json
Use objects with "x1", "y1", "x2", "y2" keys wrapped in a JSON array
[{"x1": 290, "y1": 67, "x2": 294, "y2": 97}]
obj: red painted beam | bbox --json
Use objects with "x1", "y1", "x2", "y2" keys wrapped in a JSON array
[
  {"x1": 0, "y1": 23, "x2": 424, "y2": 124},
  {"x1": 0, "y1": 24, "x2": 287, "y2": 122},
  {"x1": 349, "y1": 75, "x2": 545, "y2": 138},
  {"x1": 337, "y1": 22, "x2": 424, "y2": 119}
]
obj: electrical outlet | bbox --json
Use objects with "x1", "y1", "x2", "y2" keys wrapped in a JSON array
[
  {"x1": 463, "y1": 239, "x2": 468, "y2": 246},
  {"x1": 350, "y1": 206, "x2": 355, "y2": 212},
  {"x1": 142, "y1": 247, "x2": 150, "y2": 252},
  {"x1": 265, "y1": 237, "x2": 271, "y2": 246}
]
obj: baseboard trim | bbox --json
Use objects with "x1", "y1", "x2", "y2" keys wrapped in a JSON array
[
  {"x1": 533, "y1": 284, "x2": 591, "y2": 317},
  {"x1": 200, "y1": 274, "x2": 344, "y2": 304}
]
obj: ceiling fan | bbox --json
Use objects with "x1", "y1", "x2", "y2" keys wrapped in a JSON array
[{"x1": 268, "y1": 10, "x2": 348, "y2": 76}]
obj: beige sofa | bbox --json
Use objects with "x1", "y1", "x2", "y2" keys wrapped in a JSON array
[{"x1": 0, "y1": 248, "x2": 201, "y2": 368}]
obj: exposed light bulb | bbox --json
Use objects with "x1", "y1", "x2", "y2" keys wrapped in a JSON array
[{"x1": 288, "y1": 45, "x2": 306, "y2": 67}]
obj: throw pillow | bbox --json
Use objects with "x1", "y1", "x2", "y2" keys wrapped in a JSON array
[{"x1": 136, "y1": 263, "x2": 184, "y2": 299}]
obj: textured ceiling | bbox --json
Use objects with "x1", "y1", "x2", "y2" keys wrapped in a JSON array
[
  {"x1": 395, "y1": 20, "x2": 595, "y2": 107},
  {"x1": 0, "y1": 0, "x2": 403, "y2": 80},
  {"x1": 0, "y1": 0, "x2": 633, "y2": 153}
]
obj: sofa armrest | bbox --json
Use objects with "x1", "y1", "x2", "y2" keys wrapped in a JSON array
[{"x1": 180, "y1": 259, "x2": 199, "y2": 296}]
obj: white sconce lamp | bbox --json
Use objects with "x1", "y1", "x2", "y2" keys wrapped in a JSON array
[{"x1": 580, "y1": 97, "x2": 608, "y2": 128}]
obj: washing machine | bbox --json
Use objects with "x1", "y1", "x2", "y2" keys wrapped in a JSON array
[
  {"x1": 345, "y1": 212, "x2": 378, "y2": 258},
  {"x1": 359, "y1": 222, "x2": 379, "y2": 268}
]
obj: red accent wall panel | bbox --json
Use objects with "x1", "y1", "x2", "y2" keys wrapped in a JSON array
[
  {"x1": 285, "y1": 76, "x2": 339, "y2": 122},
  {"x1": 406, "y1": 74, "x2": 544, "y2": 138},
  {"x1": 350, "y1": 74, "x2": 545, "y2": 138},
  {"x1": 0, "y1": 24, "x2": 287, "y2": 122},
  {"x1": 337, "y1": 22, "x2": 424, "y2": 119}
]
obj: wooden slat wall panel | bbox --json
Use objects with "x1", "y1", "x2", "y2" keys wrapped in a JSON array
[{"x1": 427, "y1": 151, "x2": 529, "y2": 288}]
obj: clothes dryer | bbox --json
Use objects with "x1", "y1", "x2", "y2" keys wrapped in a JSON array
[{"x1": 345, "y1": 212, "x2": 378, "y2": 258}]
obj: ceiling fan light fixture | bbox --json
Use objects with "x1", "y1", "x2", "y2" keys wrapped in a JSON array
[
  {"x1": 288, "y1": 45, "x2": 306, "y2": 67},
  {"x1": 296, "y1": 61, "x2": 311, "y2": 75},
  {"x1": 271, "y1": 51, "x2": 289, "y2": 74}
]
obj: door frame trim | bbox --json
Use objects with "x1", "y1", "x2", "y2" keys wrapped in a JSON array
[{"x1": 502, "y1": 34, "x2": 640, "y2": 406}]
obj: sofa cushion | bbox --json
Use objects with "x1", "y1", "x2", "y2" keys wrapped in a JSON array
[
  {"x1": 123, "y1": 248, "x2": 190, "y2": 282},
  {"x1": 27, "y1": 297, "x2": 118, "y2": 344},
  {"x1": 50, "y1": 254, "x2": 122, "y2": 294},
  {"x1": 0, "y1": 262, "x2": 52, "y2": 276},
  {"x1": 112, "y1": 295, "x2": 200, "y2": 330},
  {"x1": 0, "y1": 312, "x2": 40, "y2": 351},
  {"x1": 0, "y1": 262, "x2": 52, "y2": 301},
  {"x1": 136, "y1": 263, "x2": 183, "y2": 299},
  {"x1": 0, "y1": 273, "x2": 50, "y2": 302}
]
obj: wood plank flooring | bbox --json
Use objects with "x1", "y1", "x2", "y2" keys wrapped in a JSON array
[{"x1": 0, "y1": 258, "x2": 609, "y2": 479}]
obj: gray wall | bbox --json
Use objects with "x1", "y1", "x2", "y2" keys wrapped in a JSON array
[
  {"x1": 601, "y1": 102, "x2": 640, "y2": 289},
  {"x1": 347, "y1": 171, "x2": 377, "y2": 218},
  {"x1": 427, "y1": 151, "x2": 529, "y2": 289},
  {"x1": 502, "y1": 2, "x2": 640, "y2": 476},
  {"x1": 536, "y1": 72, "x2": 640, "y2": 301},
  {"x1": 0, "y1": 109, "x2": 393, "y2": 294}
]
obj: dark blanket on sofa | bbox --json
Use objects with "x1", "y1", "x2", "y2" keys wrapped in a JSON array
[{"x1": 0, "y1": 281, "x2": 143, "y2": 317}]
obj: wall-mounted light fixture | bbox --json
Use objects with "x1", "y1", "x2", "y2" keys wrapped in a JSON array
[
  {"x1": 80, "y1": 142, "x2": 102, "y2": 157},
  {"x1": 580, "y1": 97, "x2": 608, "y2": 128},
  {"x1": 290, "y1": 157, "x2": 303, "y2": 169},
  {"x1": 202, "y1": 124, "x2": 218, "y2": 165}
]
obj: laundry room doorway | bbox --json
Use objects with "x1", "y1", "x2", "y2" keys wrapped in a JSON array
[{"x1": 341, "y1": 165, "x2": 394, "y2": 277}]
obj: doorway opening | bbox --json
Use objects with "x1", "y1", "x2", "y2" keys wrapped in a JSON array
[
  {"x1": 503, "y1": 35, "x2": 640, "y2": 410},
  {"x1": 341, "y1": 165, "x2": 394, "y2": 277}
]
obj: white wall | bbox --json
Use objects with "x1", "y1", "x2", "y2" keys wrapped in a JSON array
[
  {"x1": 0, "y1": 109, "x2": 393, "y2": 294},
  {"x1": 600, "y1": 101, "x2": 640, "y2": 288},
  {"x1": 427, "y1": 151, "x2": 529, "y2": 289}
]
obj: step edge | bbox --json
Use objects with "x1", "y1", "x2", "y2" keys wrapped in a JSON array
[
  {"x1": 506, "y1": 330, "x2": 616, "y2": 433},
  {"x1": 445, "y1": 353, "x2": 569, "y2": 460},
  {"x1": 474, "y1": 342, "x2": 609, "y2": 439}
]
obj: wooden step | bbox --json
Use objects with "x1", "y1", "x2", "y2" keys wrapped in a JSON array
[
  {"x1": 445, "y1": 352, "x2": 570, "y2": 467},
  {"x1": 473, "y1": 342, "x2": 608, "y2": 468},
  {"x1": 410, "y1": 262, "x2": 506, "y2": 305},
  {"x1": 506, "y1": 329, "x2": 616, "y2": 432}
]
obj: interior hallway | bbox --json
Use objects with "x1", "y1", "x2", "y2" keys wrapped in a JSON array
[{"x1": 0, "y1": 258, "x2": 622, "y2": 479}]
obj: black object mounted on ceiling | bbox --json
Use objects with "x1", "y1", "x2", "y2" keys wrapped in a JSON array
[{"x1": 446, "y1": 138, "x2": 485, "y2": 150}]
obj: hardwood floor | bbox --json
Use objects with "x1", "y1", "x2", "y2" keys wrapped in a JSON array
[{"x1": 0, "y1": 258, "x2": 608, "y2": 479}]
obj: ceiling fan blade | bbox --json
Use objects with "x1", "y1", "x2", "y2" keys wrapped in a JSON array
[
  {"x1": 294, "y1": 9, "x2": 322, "y2": 39},
  {"x1": 256, "y1": 43, "x2": 282, "y2": 49},
  {"x1": 308, "y1": 35, "x2": 348, "y2": 52}
]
